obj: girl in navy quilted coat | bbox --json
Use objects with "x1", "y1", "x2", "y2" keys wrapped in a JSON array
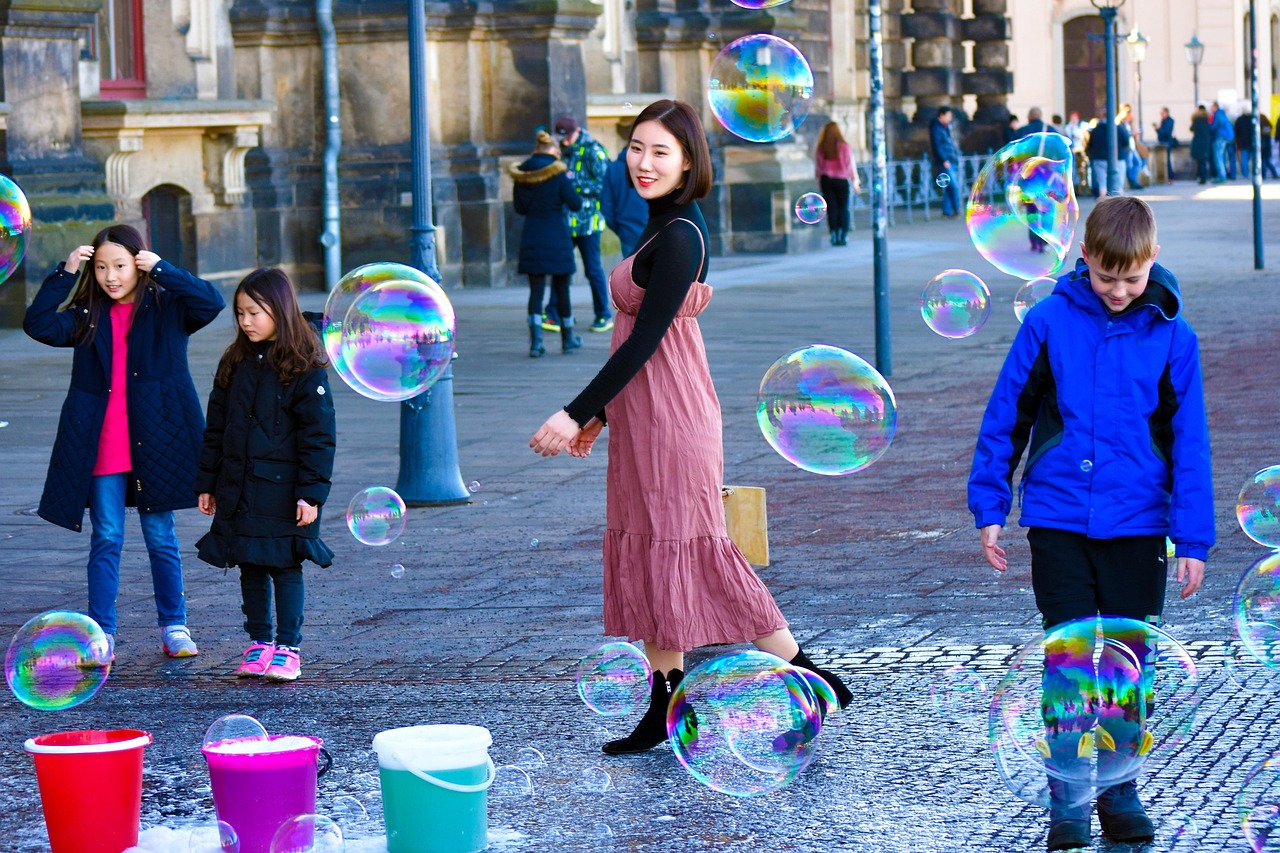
[
  {"x1": 195, "y1": 268, "x2": 335, "y2": 682},
  {"x1": 23, "y1": 224, "x2": 224, "y2": 661}
]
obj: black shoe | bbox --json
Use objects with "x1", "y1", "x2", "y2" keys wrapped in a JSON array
[
  {"x1": 527, "y1": 314, "x2": 546, "y2": 358},
  {"x1": 560, "y1": 318, "x2": 583, "y2": 354},
  {"x1": 1096, "y1": 781, "x2": 1154, "y2": 842},
  {"x1": 602, "y1": 669, "x2": 683, "y2": 755},
  {"x1": 1047, "y1": 820, "x2": 1091, "y2": 850},
  {"x1": 789, "y1": 648, "x2": 853, "y2": 714}
]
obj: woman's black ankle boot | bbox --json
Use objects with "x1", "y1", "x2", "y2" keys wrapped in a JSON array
[
  {"x1": 602, "y1": 668, "x2": 684, "y2": 755},
  {"x1": 790, "y1": 648, "x2": 853, "y2": 714}
]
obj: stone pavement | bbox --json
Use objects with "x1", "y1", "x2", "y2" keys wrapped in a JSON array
[{"x1": 0, "y1": 180, "x2": 1278, "y2": 851}]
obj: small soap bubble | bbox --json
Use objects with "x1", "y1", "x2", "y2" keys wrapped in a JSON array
[
  {"x1": 4, "y1": 610, "x2": 112, "y2": 711},
  {"x1": 929, "y1": 665, "x2": 988, "y2": 722},
  {"x1": 468, "y1": 480, "x2": 481, "y2": 493},
  {"x1": 329, "y1": 795, "x2": 368, "y2": 826},
  {"x1": 1013, "y1": 276, "x2": 1056, "y2": 323},
  {"x1": 269, "y1": 814, "x2": 343, "y2": 853},
  {"x1": 1166, "y1": 812, "x2": 1198, "y2": 849},
  {"x1": 757, "y1": 344, "x2": 897, "y2": 476},
  {"x1": 623, "y1": 102, "x2": 633, "y2": 109},
  {"x1": 529, "y1": 538, "x2": 539, "y2": 549},
  {"x1": 793, "y1": 193, "x2": 827, "y2": 225},
  {"x1": 576, "y1": 767, "x2": 613, "y2": 792},
  {"x1": 576, "y1": 642, "x2": 652, "y2": 716},
  {"x1": 514, "y1": 746, "x2": 546, "y2": 770},
  {"x1": 188, "y1": 821, "x2": 240, "y2": 853},
  {"x1": 921, "y1": 270, "x2": 991, "y2": 338},
  {"x1": 202, "y1": 714, "x2": 269, "y2": 749},
  {"x1": 935, "y1": 173, "x2": 952, "y2": 189},
  {"x1": 346, "y1": 486, "x2": 407, "y2": 546},
  {"x1": 1238, "y1": 466, "x2": 1280, "y2": 548},
  {"x1": 390, "y1": 563, "x2": 406, "y2": 579},
  {"x1": 707, "y1": 34, "x2": 814, "y2": 143},
  {"x1": 729, "y1": 0, "x2": 790, "y2": 7},
  {"x1": 0, "y1": 175, "x2": 31, "y2": 286},
  {"x1": 491, "y1": 764, "x2": 535, "y2": 799},
  {"x1": 593, "y1": 823, "x2": 614, "y2": 839}
]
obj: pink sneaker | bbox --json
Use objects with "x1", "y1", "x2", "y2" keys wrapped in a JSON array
[
  {"x1": 236, "y1": 642, "x2": 275, "y2": 678},
  {"x1": 264, "y1": 646, "x2": 301, "y2": 682}
]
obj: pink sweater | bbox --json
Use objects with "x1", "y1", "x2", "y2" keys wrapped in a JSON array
[
  {"x1": 815, "y1": 141, "x2": 857, "y2": 182},
  {"x1": 93, "y1": 301, "x2": 134, "y2": 476}
]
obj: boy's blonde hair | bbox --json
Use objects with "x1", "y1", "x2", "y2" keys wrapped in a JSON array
[{"x1": 1082, "y1": 196, "x2": 1158, "y2": 271}]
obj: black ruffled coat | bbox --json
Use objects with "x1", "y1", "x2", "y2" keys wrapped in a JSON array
[
  {"x1": 194, "y1": 343, "x2": 336, "y2": 568},
  {"x1": 510, "y1": 153, "x2": 583, "y2": 275}
]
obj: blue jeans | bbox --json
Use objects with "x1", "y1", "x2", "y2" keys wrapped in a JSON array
[
  {"x1": 87, "y1": 473, "x2": 187, "y2": 635},
  {"x1": 573, "y1": 232, "x2": 611, "y2": 322},
  {"x1": 937, "y1": 172, "x2": 961, "y2": 216},
  {"x1": 1212, "y1": 138, "x2": 1230, "y2": 179}
]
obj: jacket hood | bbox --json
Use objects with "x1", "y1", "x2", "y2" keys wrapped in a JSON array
[
  {"x1": 509, "y1": 153, "x2": 567, "y2": 184},
  {"x1": 1056, "y1": 256, "x2": 1182, "y2": 320}
]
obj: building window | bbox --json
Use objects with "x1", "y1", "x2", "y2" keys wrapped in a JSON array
[
  {"x1": 98, "y1": 0, "x2": 145, "y2": 99},
  {"x1": 1063, "y1": 15, "x2": 1111, "y2": 122}
]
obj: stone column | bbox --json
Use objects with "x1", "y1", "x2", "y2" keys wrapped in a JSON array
[
  {"x1": 961, "y1": 0, "x2": 1013, "y2": 154},
  {"x1": 901, "y1": 0, "x2": 962, "y2": 158}
]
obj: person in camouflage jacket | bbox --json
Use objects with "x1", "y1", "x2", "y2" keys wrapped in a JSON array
[{"x1": 546, "y1": 114, "x2": 614, "y2": 332}]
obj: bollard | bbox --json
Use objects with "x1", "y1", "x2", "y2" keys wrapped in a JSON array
[{"x1": 396, "y1": 354, "x2": 470, "y2": 506}]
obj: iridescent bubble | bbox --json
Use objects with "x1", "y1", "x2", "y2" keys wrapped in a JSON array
[
  {"x1": 756, "y1": 344, "x2": 897, "y2": 477},
  {"x1": 575, "y1": 767, "x2": 612, "y2": 792},
  {"x1": 329, "y1": 795, "x2": 368, "y2": 828},
  {"x1": 269, "y1": 814, "x2": 343, "y2": 853},
  {"x1": 1239, "y1": 754, "x2": 1280, "y2": 853},
  {"x1": 324, "y1": 262, "x2": 456, "y2": 403},
  {"x1": 1234, "y1": 553, "x2": 1280, "y2": 667},
  {"x1": 514, "y1": 746, "x2": 546, "y2": 770},
  {"x1": 991, "y1": 617, "x2": 1199, "y2": 796},
  {"x1": 1238, "y1": 466, "x2": 1280, "y2": 548},
  {"x1": 490, "y1": 765, "x2": 534, "y2": 800},
  {"x1": 1166, "y1": 812, "x2": 1199, "y2": 850},
  {"x1": 1013, "y1": 276, "x2": 1057, "y2": 323},
  {"x1": 707, "y1": 34, "x2": 814, "y2": 143},
  {"x1": 188, "y1": 821, "x2": 240, "y2": 853},
  {"x1": 797, "y1": 669, "x2": 840, "y2": 718},
  {"x1": 529, "y1": 538, "x2": 539, "y2": 549},
  {"x1": 202, "y1": 714, "x2": 269, "y2": 749},
  {"x1": 345, "y1": 486, "x2": 407, "y2": 546},
  {"x1": 468, "y1": 480, "x2": 481, "y2": 493},
  {"x1": 668, "y1": 650, "x2": 824, "y2": 797},
  {"x1": 935, "y1": 173, "x2": 952, "y2": 189},
  {"x1": 0, "y1": 175, "x2": 31, "y2": 285},
  {"x1": 966, "y1": 132, "x2": 1079, "y2": 280},
  {"x1": 4, "y1": 611, "x2": 111, "y2": 711},
  {"x1": 794, "y1": 193, "x2": 827, "y2": 225},
  {"x1": 990, "y1": 721, "x2": 1095, "y2": 809},
  {"x1": 930, "y1": 665, "x2": 988, "y2": 722},
  {"x1": 729, "y1": 0, "x2": 791, "y2": 7},
  {"x1": 390, "y1": 563, "x2": 406, "y2": 579},
  {"x1": 1225, "y1": 637, "x2": 1280, "y2": 696},
  {"x1": 576, "y1": 641, "x2": 652, "y2": 716},
  {"x1": 921, "y1": 270, "x2": 991, "y2": 339}
]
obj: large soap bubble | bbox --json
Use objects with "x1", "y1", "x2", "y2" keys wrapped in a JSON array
[
  {"x1": 756, "y1": 344, "x2": 896, "y2": 476},
  {"x1": 966, "y1": 132, "x2": 1079, "y2": 280},
  {"x1": 5, "y1": 611, "x2": 112, "y2": 711},
  {"x1": 0, "y1": 175, "x2": 31, "y2": 285},
  {"x1": 575, "y1": 641, "x2": 652, "y2": 717},
  {"x1": 323, "y1": 262, "x2": 456, "y2": 402},
  {"x1": 921, "y1": 270, "x2": 991, "y2": 338},
  {"x1": 708, "y1": 34, "x2": 813, "y2": 143},
  {"x1": 1238, "y1": 465, "x2": 1280, "y2": 548},
  {"x1": 346, "y1": 486, "x2": 407, "y2": 546}
]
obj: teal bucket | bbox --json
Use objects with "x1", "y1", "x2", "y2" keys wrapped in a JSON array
[{"x1": 372, "y1": 724, "x2": 494, "y2": 853}]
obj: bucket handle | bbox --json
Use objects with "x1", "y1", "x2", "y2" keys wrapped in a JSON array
[
  {"x1": 397, "y1": 755, "x2": 496, "y2": 793},
  {"x1": 317, "y1": 747, "x2": 332, "y2": 778}
]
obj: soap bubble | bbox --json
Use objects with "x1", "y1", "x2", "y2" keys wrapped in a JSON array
[
  {"x1": 514, "y1": 746, "x2": 546, "y2": 770},
  {"x1": 990, "y1": 720, "x2": 1095, "y2": 809},
  {"x1": 529, "y1": 538, "x2": 539, "y2": 549},
  {"x1": 1013, "y1": 276, "x2": 1057, "y2": 323},
  {"x1": 991, "y1": 617, "x2": 1199, "y2": 795},
  {"x1": 1239, "y1": 754, "x2": 1280, "y2": 853},
  {"x1": 935, "y1": 173, "x2": 952, "y2": 189},
  {"x1": 468, "y1": 480, "x2": 481, "y2": 493},
  {"x1": 794, "y1": 193, "x2": 827, "y2": 225},
  {"x1": 576, "y1": 641, "x2": 652, "y2": 716},
  {"x1": 1238, "y1": 466, "x2": 1280, "y2": 548},
  {"x1": 329, "y1": 795, "x2": 368, "y2": 827},
  {"x1": 668, "y1": 650, "x2": 825, "y2": 797},
  {"x1": 4, "y1": 611, "x2": 112, "y2": 711},
  {"x1": 188, "y1": 821, "x2": 240, "y2": 853},
  {"x1": 323, "y1": 262, "x2": 455, "y2": 402},
  {"x1": 966, "y1": 132, "x2": 1079, "y2": 280},
  {"x1": 729, "y1": 0, "x2": 791, "y2": 7},
  {"x1": 0, "y1": 175, "x2": 31, "y2": 285},
  {"x1": 490, "y1": 765, "x2": 534, "y2": 799},
  {"x1": 390, "y1": 564, "x2": 406, "y2": 579},
  {"x1": 1225, "y1": 636, "x2": 1280, "y2": 695},
  {"x1": 1166, "y1": 812, "x2": 1199, "y2": 850},
  {"x1": 930, "y1": 665, "x2": 988, "y2": 722},
  {"x1": 345, "y1": 486, "x2": 407, "y2": 546},
  {"x1": 756, "y1": 344, "x2": 897, "y2": 476},
  {"x1": 270, "y1": 814, "x2": 343, "y2": 853},
  {"x1": 1234, "y1": 553, "x2": 1280, "y2": 668},
  {"x1": 921, "y1": 270, "x2": 991, "y2": 338},
  {"x1": 797, "y1": 669, "x2": 841, "y2": 717},
  {"x1": 202, "y1": 714, "x2": 269, "y2": 749},
  {"x1": 575, "y1": 767, "x2": 613, "y2": 792},
  {"x1": 708, "y1": 34, "x2": 814, "y2": 143}
]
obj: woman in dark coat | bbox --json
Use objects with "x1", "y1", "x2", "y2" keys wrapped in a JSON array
[
  {"x1": 511, "y1": 130, "x2": 583, "y2": 356},
  {"x1": 1190, "y1": 106, "x2": 1214, "y2": 184}
]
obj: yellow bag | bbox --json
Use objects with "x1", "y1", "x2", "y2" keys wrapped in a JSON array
[{"x1": 722, "y1": 486, "x2": 769, "y2": 567}]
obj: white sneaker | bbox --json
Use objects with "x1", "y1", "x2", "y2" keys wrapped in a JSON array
[{"x1": 161, "y1": 625, "x2": 199, "y2": 658}]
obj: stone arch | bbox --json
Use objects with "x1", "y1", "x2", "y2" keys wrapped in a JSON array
[{"x1": 142, "y1": 184, "x2": 198, "y2": 272}]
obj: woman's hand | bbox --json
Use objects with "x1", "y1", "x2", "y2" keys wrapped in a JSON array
[
  {"x1": 530, "y1": 410, "x2": 581, "y2": 457},
  {"x1": 65, "y1": 245, "x2": 93, "y2": 274},
  {"x1": 198, "y1": 493, "x2": 216, "y2": 516},
  {"x1": 567, "y1": 417, "x2": 604, "y2": 458},
  {"x1": 296, "y1": 500, "x2": 319, "y2": 527},
  {"x1": 134, "y1": 251, "x2": 161, "y2": 273}
]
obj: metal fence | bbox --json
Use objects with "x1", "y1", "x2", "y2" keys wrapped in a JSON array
[{"x1": 847, "y1": 152, "x2": 992, "y2": 230}]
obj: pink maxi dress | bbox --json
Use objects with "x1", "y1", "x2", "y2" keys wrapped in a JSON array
[{"x1": 601, "y1": 221, "x2": 788, "y2": 652}]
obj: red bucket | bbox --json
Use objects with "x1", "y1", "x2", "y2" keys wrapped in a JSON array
[{"x1": 24, "y1": 729, "x2": 153, "y2": 853}]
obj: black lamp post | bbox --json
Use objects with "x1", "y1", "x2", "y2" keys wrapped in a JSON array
[
  {"x1": 1184, "y1": 34, "x2": 1204, "y2": 107},
  {"x1": 1125, "y1": 27, "x2": 1149, "y2": 139},
  {"x1": 1091, "y1": 0, "x2": 1124, "y2": 196}
]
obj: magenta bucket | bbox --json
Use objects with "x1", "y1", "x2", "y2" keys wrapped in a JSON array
[{"x1": 201, "y1": 735, "x2": 331, "y2": 853}]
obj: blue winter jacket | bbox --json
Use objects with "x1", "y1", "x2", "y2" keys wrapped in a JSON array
[
  {"x1": 600, "y1": 150, "x2": 648, "y2": 257},
  {"x1": 968, "y1": 259, "x2": 1214, "y2": 560}
]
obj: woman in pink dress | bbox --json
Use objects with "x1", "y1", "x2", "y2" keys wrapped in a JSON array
[{"x1": 531, "y1": 100, "x2": 851, "y2": 755}]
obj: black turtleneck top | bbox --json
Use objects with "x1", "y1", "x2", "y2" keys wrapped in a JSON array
[{"x1": 564, "y1": 194, "x2": 710, "y2": 426}]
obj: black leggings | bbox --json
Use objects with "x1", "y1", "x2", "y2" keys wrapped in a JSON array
[
  {"x1": 819, "y1": 176, "x2": 851, "y2": 235},
  {"x1": 528, "y1": 274, "x2": 571, "y2": 318},
  {"x1": 240, "y1": 563, "x2": 305, "y2": 647},
  {"x1": 1027, "y1": 528, "x2": 1167, "y2": 629}
]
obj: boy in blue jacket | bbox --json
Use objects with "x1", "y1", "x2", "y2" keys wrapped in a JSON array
[{"x1": 968, "y1": 196, "x2": 1212, "y2": 851}]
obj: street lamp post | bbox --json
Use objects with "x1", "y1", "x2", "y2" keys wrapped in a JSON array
[
  {"x1": 1091, "y1": 0, "x2": 1125, "y2": 196},
  {"x1": 1184, "y1": 34, "x2": 1205, "y2": 107},
  {"x1": 1125, "y1": 27, "x2": 1149, "y2": 140}
]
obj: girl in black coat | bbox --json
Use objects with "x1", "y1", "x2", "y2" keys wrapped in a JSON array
[
  {"x1": 1190, "y1": 107, "x2": 1214, "y2": 184},
  {"x1": 511, "y1": 130, "x2": 584, "y2": 356},
  {"x1": 195, "y1": 268, "x2": 336, "y2": 682},
  {"x1": 23, "y1": 224, "x2": 224, "y2": 660}
]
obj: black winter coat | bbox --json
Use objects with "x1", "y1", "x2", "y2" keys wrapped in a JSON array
[
  {"x1": 1190, "y1": 114, "x2": 1214, "y2": 160},
  {"x1": 194, "y1": 344, "x2": 336, "y2": 568},
  {"x1": 510, "y1": 153, "x2": 583, "y2": 275},
  {"x1": 23, "y1": 261, "x2": 225, "y2": 531}
]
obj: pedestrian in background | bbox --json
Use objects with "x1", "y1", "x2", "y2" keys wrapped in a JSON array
[
  {"x1": 1261, "y1": 114, "x2": 1279, "y2": 178},
  {"x1": 530, "y1": 99, "x2": 852, "y2": 756},
  {"x1": 546, "y1": 115, "x2": 614, "y2": 334},
  {"x1": 196, "y1": 268, "x2": 336, "y2": 683},
  {"x1": 1234, "y1": 110, "x2": 1256, "y2": 178},
  {"x1": 1085, "y1": 114, "x2": 1131, "y2": 197},
  {"x1": 512, "y1": 130, "x2": 584, "y2": 357},
  {"x1": 1153, "y1": 107, "x2": 1176, "y2": 182},
  {"x1": 814, "y1": 120, "x2": 861, "y2": 246},
  {"x1": 601, "y1": 140, "x2": 648, "y2": 259},
  {"x1": 23, "y1": 224, "x2": 224, "y2": 661},
  {"x1": 1211, "y1": 101, "x2": 1235, "y2": 181},
  {"x1": 930, "y1": 106, "x2": 963, "y2": 218},
  {"x1": 1190, "y1": 105, "x2": 1214, "y2": 184}
]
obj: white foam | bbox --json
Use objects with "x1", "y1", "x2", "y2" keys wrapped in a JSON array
[{"x1": 203, "y1": 734, "x2": 316, "y2": 754}]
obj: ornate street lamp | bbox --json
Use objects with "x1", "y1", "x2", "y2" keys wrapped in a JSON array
[
  {"x1": 1091, "y1": 0, "x2": 1125, "y2": 195},
  {"x1": 1184, "y1": 34, "x2": 1205, "y2": 106},
  {"x1": 1125, "y1": 27, "x2": 1149, "y2": 138}
]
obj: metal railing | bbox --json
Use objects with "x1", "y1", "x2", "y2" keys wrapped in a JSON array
[{"x1": 847, "y1": 152, "x2": 991, "y2": 229}]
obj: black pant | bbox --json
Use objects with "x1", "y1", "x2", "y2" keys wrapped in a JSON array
[
  {"x1": 1195, "y1": 154, "x2": 1212, "y2": 183},
  {"x1": 528, "y1": 274, "x2": 571, "y2": 318},
  {"x1": 819, "y1": 176, "x2": 851, "y2": 235},
  {"x1": 240, "y1": 563, "x2": 305, "y2": 647},
  {"x1": 1027, "y1": 528, "x2": 1167, "y2": 629}
]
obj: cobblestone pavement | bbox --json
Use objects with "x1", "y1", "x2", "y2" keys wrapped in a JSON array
[{"x1": 0, "y1": 180, "x2": 1278, "y2": 851}]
